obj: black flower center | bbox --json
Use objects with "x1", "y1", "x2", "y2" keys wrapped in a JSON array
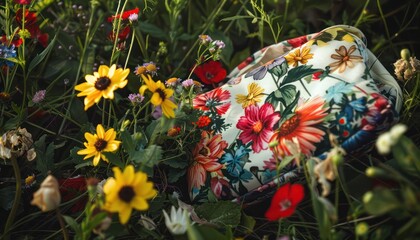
[
  {"x1": 156, "y1": 88, "x2": 166, "y2": 101},
  {"x1": 205, "y1": 72, "x2": 214, "y2": 80},
  {"x1": 119, "y1": 186, "x2": 135, "y2": 203},
  {"x1": 94, "y1": 139, "x2": 108, "y2": 151},
  {"x1": 95, "y1": 77, "x2": 111, "y2": 90}
]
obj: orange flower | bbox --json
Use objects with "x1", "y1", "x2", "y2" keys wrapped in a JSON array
[
  {"x1": 196, "y1": 116, "x2": 211, "y2": 128},
  {"x1": 270, "y1": 97, "x2": 328, "y2": 156},
  {"x1": 187, "y1": 131, "x2": 227, "y2": 191}
]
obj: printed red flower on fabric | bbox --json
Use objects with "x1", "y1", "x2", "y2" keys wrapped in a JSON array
[
  {"x1": 287, "y1": 35, "x2": 308, "y2": 48},
  {"x1": 236, "y1": 103, "x2": 280, "y2": 153},
  {"x1": 107, "y1": 8, "x2": 140, "y2": 22},
  {"x1": 188, "y1": 131, "x2": 228, "y2": 192},
  {"x1": 194, "y1": 60, "x2": 227, "y2": 85},
  {"x1": 15, "y1": 0, "x2": 32, "y2": 4},
  {"x1": 265, "y1": 183, "x2": 304, "y2": 221},
  {"x1": 193, "y1": 88, "x2": 231, "y2": 115}
]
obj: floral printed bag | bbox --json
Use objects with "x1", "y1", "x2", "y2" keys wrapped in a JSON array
[{"x1": 188, "y1": 25, "x2": 402, "y2": 204}]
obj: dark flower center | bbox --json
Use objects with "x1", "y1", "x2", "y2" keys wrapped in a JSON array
[
  {"x1": 205, "y1": 72, "x2": 214, "y2": 80},
  {"x1": 95, "y1": 77, "x2": 111, "y2": 90},
  {"x1": 278, "y1": 114, "x2": 300, "y2": 137},
  {"x1": 94, "y1": 139, "x2": 108, "y2": 151},
  {"x1": 156, "y1": 88, "x2": 166, "y2": 101},
  {"x1": 118, "y1": 186, "x2": 135, "y2": 203}
]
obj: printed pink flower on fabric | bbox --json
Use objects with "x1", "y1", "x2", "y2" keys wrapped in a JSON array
[
  {"x1": 270, "y1": 97, "x2": 328, "y2": 156},
  {"x1": 193, "y1": 88, "x2": 231, "y2": 115},
  {"x1": 188, "y1": 131, "x2": 228, "y2": 192},
  {"x1": 265, "y1": 183, "x2": 305, "y2": 221},
  {"x1": 236, "y1": 103, "x2": 280, "y2": 153},
  {"x1": 210, "y1": 177, "x2": 230, "y2": 199}
]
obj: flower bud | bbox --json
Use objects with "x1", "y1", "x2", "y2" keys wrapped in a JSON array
[
  {"x1": 31, "y1": 175, "x2": 61, "y2": 212},
  {"x1": 365, "y1": 167, "x2": 387, "y2": 178},
  {"x1": 355, "y1": 222, "x2": 369, "y2": 236},
  {"x1": 400, "y1": 48, "x2": 411, "y2": 61}
]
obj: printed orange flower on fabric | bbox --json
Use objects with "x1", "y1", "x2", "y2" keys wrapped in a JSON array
[
  {"x1": 187, "y1": 131, "x2": 228, "y2": 192},
  {"x1": 270, "y1": 97, "x2": 328, "y2": 156}
]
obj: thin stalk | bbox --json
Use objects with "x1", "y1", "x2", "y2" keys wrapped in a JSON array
[
  {"x1": 354, "y1": 0, "x2": 370, "y2": 27},
  {"x1": 57, "y1": 3, "x2": 98, "y2": 136},
  {"x1": 124, "y1": 27, "x2": 136, "y2": 68},
  {"x1": 56, "y1": 209, "x2": 69, "y2": 240},
  {"x1": 3, "y1": 157, "x2": 22, "y2": 240}
]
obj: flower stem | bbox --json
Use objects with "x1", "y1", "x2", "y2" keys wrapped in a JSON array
[
  {"x1": 3, "y1": 157, "x2": 22, "y2": 240},
  {"x1": 56, "y1": 209, "x2": 69, "y2": 240}
]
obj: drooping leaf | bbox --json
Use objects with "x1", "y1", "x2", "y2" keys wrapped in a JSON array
[
  {"x1": 194, "y1": 201, "x2": 241, "y2": 227},
  {"x1": 278, "y1": 84, "x2": 297, "y2": 106},
  {"x1": 28, "y1": 33, "x2": 58, "y2": 75}
]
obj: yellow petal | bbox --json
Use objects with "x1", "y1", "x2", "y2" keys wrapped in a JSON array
[
  {"x1": 85, "y1": 75, "x2": 97, "y2": 84},
  {"x1": 103, "y1": 178, "x2": 116, "y2": 195},
  {"x1": 131, "y1": 196, "x2": 149, "y2": 211},
  {"x1": 107, "y1": 64, "x2": 116, "y2": 78},
  {"x1": 98, "y1": 65, "x2": 110, "y2": 77},
  {"x1": 96, "y1": 124, "x2": 105, "y2": 139},
  {"x1": 151, "y1": 93, "x2": 163, "y2": 106},
  {"x1": 118, "y1": 205, "x2": 132, "y2": 224},
  {"x1": 123, "y1": 165, "x2": 135, "y2": 184}
]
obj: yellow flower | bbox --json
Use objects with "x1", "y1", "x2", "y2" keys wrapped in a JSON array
[
  {"x1": 284, "y1": 46, "x2": 313, "y2": 67},
  {"x1": 77, "y1": 124, "x2": 121, "y2": 166},
  {"x1": 139, "y1": 74, "x2": 178, "y2": 118},
  {"x1": 31, "y1": 175, "x2": 61, "y2": 212},
  {"x1": 235, "y1": 82, "x2": 265, "y2": 108},
  {"x1": 75, "y1": 64, "x2": 129, "y2": 110},
  {"x1": 103, "y1": 165, "x2": 157, "y2": 224}
]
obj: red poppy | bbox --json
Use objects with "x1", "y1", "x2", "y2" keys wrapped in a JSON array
[
  {"x1": 15, "y1": 9, "x2": 49, "y2": 47},
  {"x1": 287, "y1": 35, "x2": 308, "y2": 48},
  {"x1": 194, "y1": 60, "x2": 227, "y2": 85},
  {"x1": 265, "y1": 183, "x2": 304, "y2": 221},
  {"x1": 1, "y1": 35, "x2": 23, "y2": 47},
  {"x1": 108, "y1": 26, "x2": 131, "y2": 42},
  {"x1": 107, "y1": 7, "x2": 140, "y2": 22},
  {"x1": 59, "y1": 176, "x2": 87, "y2": 213}
]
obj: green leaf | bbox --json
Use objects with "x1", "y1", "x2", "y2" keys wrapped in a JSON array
[
  {"x1": 167, "y1": 168, "x2": 186, "y2": 183},
  {"x1": 194, "y1": 201, "x2": 241, "y2": 227},
  {"x1": 138, "y1": 22, "x2": 166, "y2": 39},
  {"x1": 131, "y1": 145, "x2": 162, "y2": 167},
  {"x1": 120, "y1": 130, "x2": 135, "y2": 154},
  {"x1": 270, "y1": 60, "x2": 288, "y2": 78},
  {"x1": 282, "y1": 65, "x2": 322, "y2": 85},
  {"x1": 34, "y1": 135, "x2": 56, "y2": 176},
  {"x1": 363, "y1": 187, "x2": 400, "y2": 215},
  {"x1": 191, "y1": 225, "x2": 231, "y2": 240},
  {"x1": 239, "y1": 212, "x2": 256, "y2": 234},
  {"x1": 278, "y1": 155, "x2": 295, "y2": 170},
  {"x1": 103, "y1": 152, "x2": 124, "y2": 169},
  {"x1": 28, "y1": 33, "x2": 58, "y2": 75},
  {"x1": 63, "y1": 215, "x2": 82, "y2": 238},
  {"x1": 282, "y1": 90, "x2": 300, "y2": 117},
  {"x1": 278, "y1": 85, "x2": 297, "y2": 106},
  {"x1": 392, "y1": 136, "x2": 420, "y2": 175}
]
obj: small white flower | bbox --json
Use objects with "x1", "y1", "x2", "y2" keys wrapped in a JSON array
[
  {"x1": 376, "y1": 132, "x2": 393, "y2": 155},
  {"x1": 163, "y1": 206, "x2": 190, "y2": 235},
  {"x1": 376, "y1": 124, "x2": 408, "y2": 155},
  {"x1": 389, "y1": 124, "x2": 407, "y2": 140}
]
